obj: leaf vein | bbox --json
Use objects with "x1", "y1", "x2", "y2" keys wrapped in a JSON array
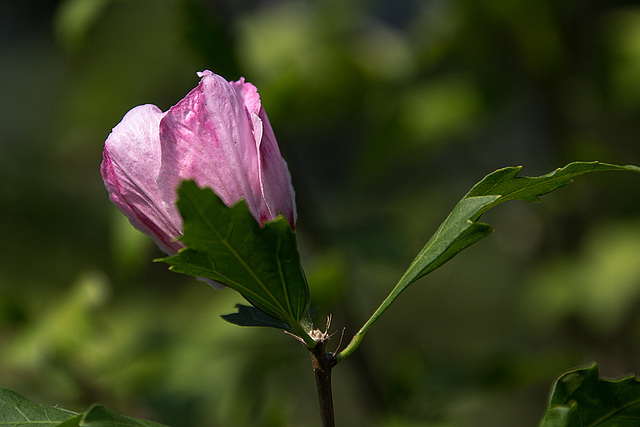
[{"x1": 184, "y1": 190, "x2": 288, "y2": 316}]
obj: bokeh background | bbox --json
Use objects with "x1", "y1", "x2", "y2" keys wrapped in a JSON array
[{"x1": 2, "y1": 0, "x2": 640, "y2": 425}]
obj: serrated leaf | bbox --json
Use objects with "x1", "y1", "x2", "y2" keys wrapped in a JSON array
[
  {"x1": 403, "y1": 196, "x2": 497, "y2": 284},
  {"x1": 161, "y1": 181, "x2": 310, "y2": 334},
  {"x1": 540, "y1": 363, "x2": 640, "y2": 427},
  {"x1": 337, "y1": 161, "x2": 640, "y2": 362},
  {"x1": 403, "y1": 161, "x2": 640, "y2": 290},
  {"x1": 221, "y1": 304, "x2": 293, "y2": 330},
  {"x1": 466, "y1": 161, "x2": 640, "y2": 210},
  {"x1": 0, "y1": 388, "x2": 76, "y2": 426},
  {"x1": 0, "y1": 389, "x2": 167, "y2": 427}
]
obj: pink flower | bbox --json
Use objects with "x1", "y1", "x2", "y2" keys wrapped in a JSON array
[{"x1": 101, "y1": 70, "x2": 296, "y2": 256}]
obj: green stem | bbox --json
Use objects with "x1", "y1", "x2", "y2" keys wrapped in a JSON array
[{"x1": 336, "y1": 275, "x2": 408, "y2": 363}]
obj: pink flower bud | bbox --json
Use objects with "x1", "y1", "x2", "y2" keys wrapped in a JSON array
[{"x1": 101, "y1": 70, "x2": 296, "y2": 256}]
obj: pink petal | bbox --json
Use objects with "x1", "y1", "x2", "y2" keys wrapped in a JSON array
[
  {"x1": 230, "y1": 77, "x2": 296, "y2": 226},
  {"x1": 101, "y1": 104, "x2": 183, "y2": 254},
  {"x1": 158, "y1": 71, "x2": 264, "y2": 224},
  {"x1": 256, "y1": 106, "x2": 297, "y2": 227},
  {"x1": 230, "y1": 77, "x2": 262, "y2": 117}
]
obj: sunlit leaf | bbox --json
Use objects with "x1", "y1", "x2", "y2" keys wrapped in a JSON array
[
  {"x1": 539, "y1": 363, "x2": 640, "y2": 427},
  {"x1": 338, "y1": 161, "x2": 640, "y2": 361},
  {"x1": 398, "y1": 161, "x2": 640, "y2": 299}
]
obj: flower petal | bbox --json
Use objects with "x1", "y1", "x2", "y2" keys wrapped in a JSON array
[
  {"x1": 158, "y1": 71, "x2": 264, "y2": 224},
  {"x1": 256, "y1": 107, "x2": 297, "y2": 227},
  {"x1": 101, "y1": 104, "x2": 183, "y2": 254},
  {"x1": 230, "y1": 78, "x2": 296, "y2": 227}
]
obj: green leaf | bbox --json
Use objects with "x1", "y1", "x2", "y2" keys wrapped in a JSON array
[
  {"x1": 400, "y1": 196, "x2": 497, "y2": 284},
  {"x1": 75, "y1": 404, "x2": 166, "y2": 426},
  {"x1": 161, "y1": 181, "x2": 311, "y2": 341},
  {"x1": 221, "y1": 304, "x2": 292, "y2": 330},
  {"x1": 0, "y1": 389, "x2": 167, "y2": 427},
  {"x1": 405, "y1": 161, "x2": 640, "y2": 290},
  {"x1": 337, "y1": 161, "x2": 640, "y2": 362},
  {"x1": 540, "y1": 363, "x2": 640, "y2": 427},
  {"x1": 0, "y1": 388, "x2": 76, "y2": 426}
]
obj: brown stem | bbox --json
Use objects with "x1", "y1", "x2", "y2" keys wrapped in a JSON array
[{"x1": 309, "y1": 339, "x2": 337, "y2": 427}]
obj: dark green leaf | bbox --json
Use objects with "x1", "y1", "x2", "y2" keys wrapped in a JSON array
[
  {"x1": 222, "y1": 304, "x2": 292, "y2": 330},
  {"x1": 0, "y1": 389, "x2": 167, "y2": 427},
  {"x1": 400, "y1": 161, "x2": 640, "y2": 294},
  {"x1": 404, "y1": 196, "x2": 497, "y2": 284},
  {"x1": 337, "y1": 161, "x2": 640, "y2": 362},
  {"x1": 161, "y1": 181, "x2": 310, "y2": 332},
  {"x1": 465, "y1": 161, "x2": 640, "y2": 212},
  {"x1": 77, "y1": 404, "x2": 166, "y2": 427},
  {"x1": 540, "y1": 363, "x2": 640, "y2": 427}
]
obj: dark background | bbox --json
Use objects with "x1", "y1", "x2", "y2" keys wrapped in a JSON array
[{"x1": 2, "y1": 0, "x2": 640, "y2": 425}]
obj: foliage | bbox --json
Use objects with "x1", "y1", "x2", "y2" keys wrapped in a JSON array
[
  {"x1": 221, "y1": 304, "x2": 292, "y2": 330},
  {"x1": 338, "y1": 161, "x2": 640, "y2": 360},
  {"x1": 161, "y1": 181, "x2": 312, "y2": 343},
  {"x1": 0, "y1": 389, "x2": 165, "y2": 427},
  {"x1": 3, "y1": 0, "x2": 640, "y2": 425},
  {"x1": 540, "y1": 364, "x2": 640, "y2": 427}
]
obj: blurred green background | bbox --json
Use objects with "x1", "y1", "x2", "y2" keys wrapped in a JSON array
[{"x1": 2, "y1": 0, "x2": 640, "y2": 425}]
